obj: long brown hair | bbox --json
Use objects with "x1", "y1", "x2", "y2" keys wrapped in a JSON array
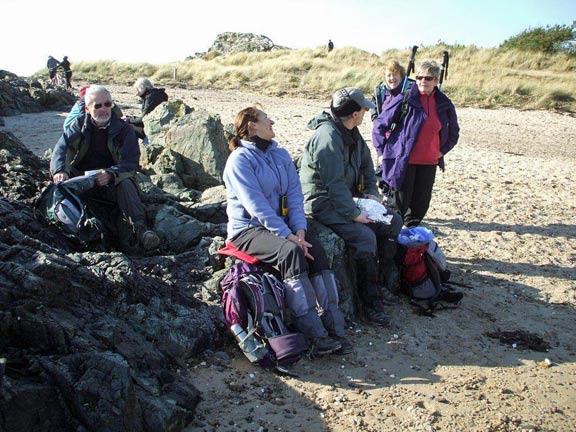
[{"x1": 228, "y1": 106, "x2": 261, "y2": 151}]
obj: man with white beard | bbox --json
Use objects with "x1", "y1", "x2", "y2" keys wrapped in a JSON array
[{"x1": 50, "y1": 85, "x2": 160, "y2": 251}]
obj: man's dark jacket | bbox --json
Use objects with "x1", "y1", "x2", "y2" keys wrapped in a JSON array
[{"x1": 50, "y1": 114, "x2": 139, "y2": 185}]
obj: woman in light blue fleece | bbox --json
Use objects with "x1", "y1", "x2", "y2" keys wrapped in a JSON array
[{"x1": 222, "y1": 106, "x2": 351, "y2": 356}]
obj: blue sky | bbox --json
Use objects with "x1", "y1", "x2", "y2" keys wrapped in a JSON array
[{"x1": 2, "y1": 0, "x2": 574, "y2": 76}]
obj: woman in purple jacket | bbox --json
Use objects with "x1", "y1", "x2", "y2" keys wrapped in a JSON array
[
  {"x1": 372, "y1": 60, "x2": 459, "y2": 227},
  {"x1": 223, "y1": 107, "x2": 351, "y2": 356}
]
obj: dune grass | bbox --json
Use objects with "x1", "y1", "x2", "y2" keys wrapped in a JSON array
[{"x1": 39, "y1": 44, "x2": 576, "y2": 112}]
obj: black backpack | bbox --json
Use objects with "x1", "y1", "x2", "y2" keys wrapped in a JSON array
[{"x1": 35, "y1": 177, "x2": 105, "y2": 247}]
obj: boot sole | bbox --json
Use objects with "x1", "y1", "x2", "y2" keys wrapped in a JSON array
[{"x1": 315, "y1": 343, "x2": 342, "y2": 355}]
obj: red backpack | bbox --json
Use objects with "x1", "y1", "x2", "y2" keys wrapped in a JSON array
[{"x1": 401, "y1": 244, "x2": 463, "y2": 314}]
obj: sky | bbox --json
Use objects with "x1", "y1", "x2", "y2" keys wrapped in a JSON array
[{"x1": 2, "y1": 0, "x2": 574, "y2": 77}]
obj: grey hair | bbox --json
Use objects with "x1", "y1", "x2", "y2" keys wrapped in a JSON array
[
  {"x1": 133, "y1": 77, "x2": 154, "y2": 93},
  {"x1": 84, "y1": 85, "x2": 111, "y2": 106},
  {"x1": 417, "y1": 60, "x2": 441, "y2": 79}
]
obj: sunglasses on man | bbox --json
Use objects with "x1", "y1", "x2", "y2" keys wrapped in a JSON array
[{"x1": 94, "y1": 101, "x2": 113, "y2": 109}]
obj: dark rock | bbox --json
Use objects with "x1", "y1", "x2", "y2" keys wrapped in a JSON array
[
  {"x1": 0, "y1": 131, "x2": 224, "y2": 431},
  {"x1": 0, "y1": 70, "x2": 75, "y2": 116},
  {"x1": 185, "y1": 185, "x2": 228, "y2": 224},
  {"x1": 153, "y1": 204, "x2": 212, "y2": 253},
  {"x1": 144, "y1": 101, "x2": 229, "y2": 190}
]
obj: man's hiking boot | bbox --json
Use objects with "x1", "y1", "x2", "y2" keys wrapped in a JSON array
[
  {"x1": 438, "y1": 289, "x2": 463, "y2": 304},
  {"x1": 140, "y1": 230, "x2": 160, "y2": 250},
  {"x1": 334, "y1": 336, "x2": 353, "y2": 355},
  {"x1": 311, "y1": 336, "x2": 342, "y2": 356},
  {"x1": 380, "y1": 287, "x2": 400, "y2": 305},
  {"x1": 364, "y1": 300, "x2": 391, "y2": 327}
]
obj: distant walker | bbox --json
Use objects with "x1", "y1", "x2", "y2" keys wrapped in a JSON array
[{"x1": 327, "y1": 39, "x2": 334, "y2": 52}]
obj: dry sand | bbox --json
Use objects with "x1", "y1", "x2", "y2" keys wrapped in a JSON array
[{"x1": 1, "y1": 84, "x2": 575, "y2": 432}]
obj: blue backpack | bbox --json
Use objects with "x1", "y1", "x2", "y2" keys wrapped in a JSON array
[{"x1": 35, "y1": 177, "x2": 105, "y2": 247}]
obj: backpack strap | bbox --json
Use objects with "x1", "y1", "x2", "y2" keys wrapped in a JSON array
[
  {"x1": 241, "y1": 273, "x2": 267, "y2": 325},
  {"x1": 423, "y1": 253, "x2": 443, "y2": 299},
  {"x1": 263, "y1": 273, "x2": 285, "y2": 311},
  {"x1": 373, "y1": 82, "x2": 385, "y2": 118},
  {"x1": 390, "y1": 80, "x2": 414, "y2": 132}
]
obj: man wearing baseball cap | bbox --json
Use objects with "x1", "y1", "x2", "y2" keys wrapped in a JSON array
[{"x1": 299, "y1": 87, "x2": 403, "y2": 327}]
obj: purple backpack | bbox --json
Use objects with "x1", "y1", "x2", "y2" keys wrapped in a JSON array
[{"x1": 220, "y1": 262, "x2": 308, "y2": 368}]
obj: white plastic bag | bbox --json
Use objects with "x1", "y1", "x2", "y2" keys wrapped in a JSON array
[{"x1": 353, "y1": 198, "x2": 393, "y2": 224}]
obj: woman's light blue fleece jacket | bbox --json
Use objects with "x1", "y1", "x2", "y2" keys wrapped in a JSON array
[{"x1": 223, "y1": 139, "x2": 307, "y2": 240}]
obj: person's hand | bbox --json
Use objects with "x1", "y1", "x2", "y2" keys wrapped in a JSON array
[
  {"x1": 364, "y1": 194, "x2": 382, "y2": 203},
  {"x1": 377, "y1": 155, "x2": 384, "y2": 164},
  {"x1": 439, "y1": 151, "x2": 444, "y2": 158},
  {"x1": 95, "y1": 171, "x2": 114, "y2": 186},
  {"x1": 353, "y1": 212, "x2": 373, "y2": 224},
  {"x1": 52, "y1": 171, "x2": 68, "y2": 183},
  {"x1": 288, "y1": 232, "x2": 314, "y2": 260}
]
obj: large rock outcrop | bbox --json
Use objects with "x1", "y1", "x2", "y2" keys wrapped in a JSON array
[
  {"x1": 210, "y1": 32, "x2": 276, "y2": 54},
  {"x1": 197, "y1": 32, "x2": 290, "y2": 57},
  {"x1": 0, "y1": 70, "x2": 76, "y2": 116},
  {"x1": 0, "y1": 131, "x2": 225, "y2": 431},
  {"x1": 0, "y1": 99, "x2": 360, "y2": 430},
  {"x1": 142, "y1": 100, "x2": 229, "y2": 190}
]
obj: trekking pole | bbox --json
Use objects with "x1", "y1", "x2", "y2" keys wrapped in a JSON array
[
  {"x1": 0, "y1": 357, "x2": 5, "y2": 393},
  {"x1": 401, "y1": 45, "x2": 418, "y2": 93},
  {"x1": 438, "y1": 50, "x2": 449, "y2": 90}
]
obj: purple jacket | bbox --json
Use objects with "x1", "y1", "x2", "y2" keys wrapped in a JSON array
[{"x1": 372, "y1": 83, "x2": 459, "y2": 189}]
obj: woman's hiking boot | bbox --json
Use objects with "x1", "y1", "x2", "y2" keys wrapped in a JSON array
[{"x1": 284, "y1": 275, "x2": 340, "y2": 355}]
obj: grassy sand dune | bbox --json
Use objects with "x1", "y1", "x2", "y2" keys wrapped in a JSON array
[{"x1": 37, "y1": 44, "x2": 576, "y2": 113}]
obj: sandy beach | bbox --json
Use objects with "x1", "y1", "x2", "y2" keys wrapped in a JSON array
[{"x1": 2, "y1": 84, "x2": 575, "y2": 432}]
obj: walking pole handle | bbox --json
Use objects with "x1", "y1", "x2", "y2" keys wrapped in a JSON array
[
  {"x1": 402, "y1": 45, "x2": 419, "y2": 93},
  {"x1": 439, "y1": 51, "x2": 449, "y2": 89}
]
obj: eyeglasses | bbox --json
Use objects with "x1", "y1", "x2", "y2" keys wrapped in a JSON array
[
  {"x1": 416, "y1": 76, "x2": 436, "y2": 82},
  {"x1": 93, "y1": 101, "x2": 113, "y2": 109}
]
